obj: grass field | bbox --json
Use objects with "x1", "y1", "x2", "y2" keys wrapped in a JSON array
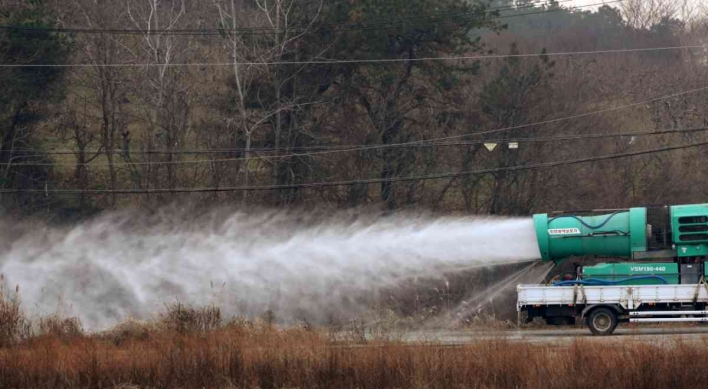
[
  {"x1": 3, "y1": 323, "x2": 708, "y2": 389},
  {"x1": 2, "y1": 292, "x2": 708, "y2": 389}
]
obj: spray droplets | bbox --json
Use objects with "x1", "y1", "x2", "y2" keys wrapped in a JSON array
[{"x1": 0, "y1": 209, "x2": 541, "y2": 330}]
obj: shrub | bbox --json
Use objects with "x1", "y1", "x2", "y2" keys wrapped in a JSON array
[
  {"x1": 160, "y1": 303, "x2": 222, "y2": 333},
  {"x1": 36, "y1": 314, "x2": 83, "y2": 340},
  {"x1": 0, "y1": 279, "x2": 30, "y2": 347}
]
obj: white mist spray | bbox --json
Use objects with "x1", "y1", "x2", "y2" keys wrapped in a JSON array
[{"x1": 0, "y1": 210, "x2": 541, "y2": 330}]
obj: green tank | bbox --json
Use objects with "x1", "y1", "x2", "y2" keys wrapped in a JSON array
[
  {"x1": 532, "y1": 203, "x2": 708, "y2": 287},
  {"x1": 533, "y1": 208, "x2": 647, "y2": 263}
]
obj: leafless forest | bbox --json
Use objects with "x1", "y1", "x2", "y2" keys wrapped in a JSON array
[
  {"x1": 0, "y1": 0, "x2": 707, "y2": 220},
  {"x1": 3, "y1": 3, "x2": 708, "y2": 388}
]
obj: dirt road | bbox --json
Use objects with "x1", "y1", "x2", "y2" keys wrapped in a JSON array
[{"x1": 401, "y1": 326, "x2": 708, "y2": 345}]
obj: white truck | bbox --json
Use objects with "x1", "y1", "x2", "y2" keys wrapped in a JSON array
[
  {"x1": 524, "y1": 205, "x2": 708, "y2": 335},
  {"x1": 517, "y1": 282, "x2": 708, "y2": 335}
]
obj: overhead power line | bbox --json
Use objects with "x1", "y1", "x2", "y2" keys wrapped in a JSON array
[
  {"x1": 3, "y1": 138, "x2": 706, "y2": 194},
  {"x1": 0, "y1": 0, "x2": 611, "y2": 37},
  {"x1": 416, "y1": 86, "x2": 708, "y2": 143},
  {"x1": 6, "y1": 127, "x2": 708, "y2": 163},
  {"x1": 230, "y1": 85, "x2": 708, "y2": 157},
  {"x1": 1, "y1": 44, "x2": 702, "y2": 68},
  {"x1": 6, "y1": 84, "x2": 706, "y2": 168},
  {"x1": 311, "y1": 0, "x2": 580, "y2": 31},
  {"x1": 311, "y1": 0, "x2": 624, "y2": 34}
]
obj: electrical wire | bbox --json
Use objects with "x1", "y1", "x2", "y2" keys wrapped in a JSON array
[
  {"x1": 1, "y1": 43, "x2": 700, "y2": 68},
  {"x1": 3, "y1": 85, "x2": 705, "y2": 169},
  {"x1": 311, "y1": 0, "x2": 623, "y2": 34},
  {"x1": 6, "y1": 126, "x2": 708, "y2": 167},
  {"x1": 416, "y1": 86, "x2": 708, "y2": 142},
  {"x1": 3, "y1": 138, "x2": 707, "y2": 194},
  {"x1": 308, "y1": 0, "x2": 579, "y2": 31},
  {"x1": 549, "y1": 211, "x2": 628, "y2": 229},
  {"x1": 0, "y1": 0, "x2": 609, "y2": 37},
  {"x1": 7, "y1": 126, "x2": 708, "y2": 157}
]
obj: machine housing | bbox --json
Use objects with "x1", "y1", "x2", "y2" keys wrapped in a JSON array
[
  {"x1": 532, "y1": 204, "x2": 708, "y2": 285},
  {"x1": 519, "y1": 203, "x2": 708, "y2": 335}
]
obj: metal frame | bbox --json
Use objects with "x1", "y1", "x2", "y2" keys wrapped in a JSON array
[
  {"x1": 629, "y1": 310, "x2": 708, "y2": 316},
  {"x1": 631, "y1": 318, "x2": 708, "y2": 323},
  {"x1": 517, "y1": 283, "x2": 708, "y2": 311}
]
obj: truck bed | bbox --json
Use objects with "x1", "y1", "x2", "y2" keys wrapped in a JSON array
[{"x1": 517, "y1": 283, "x2": 708, "y2": 311}]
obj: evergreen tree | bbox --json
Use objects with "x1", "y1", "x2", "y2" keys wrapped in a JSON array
[{"x1": 0, "y1": 0, "x2": 71, "y2": 212}]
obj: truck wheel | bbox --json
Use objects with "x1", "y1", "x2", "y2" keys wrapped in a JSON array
[{"x1": 587, "y1": 308, "x2": 618, "y2": 336}]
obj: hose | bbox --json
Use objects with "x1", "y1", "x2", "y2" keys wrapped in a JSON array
[
  {"x1": 552, "y1": 275, "x2": 669, "y2": 286},
  {"x1": 548, "y1": 211, "x2": 627, "y2": 230}
]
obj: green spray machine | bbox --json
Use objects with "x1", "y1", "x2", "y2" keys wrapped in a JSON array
[{"x1": 533, "y1": 204, "x2": 708, "y2": 285}]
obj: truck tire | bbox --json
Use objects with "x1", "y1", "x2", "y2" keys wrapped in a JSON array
[{"x1": 587, "y1": 308, "x2": 618, "y2": 336}]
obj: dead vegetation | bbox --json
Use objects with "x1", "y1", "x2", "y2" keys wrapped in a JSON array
[
  {"x1": 0, "y1": 282, "x2": 30, "y2": 347},
  {"x1": 1, "y1": 318, "x2": 707, "y2": 389},
  {"x1": 159, "y1": 303, "x2": 222, "y2": 334},
  {"x1": 0, "y1": 291, "x2": 707, "y2": 389}
]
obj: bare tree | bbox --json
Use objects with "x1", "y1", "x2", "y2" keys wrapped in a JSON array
[
  {"x1": 212, "y1": 0, "x2": 257, "y2": 196},
  {"x1": 212, "y1": 0, "x2": 322, "y2": 202},
  {"x1": 56, "y1": 98, "x2": 103, "y2": 209},
  {"x1": 620, "y1": 0, "x2": 679, "y2": 29},
  {"x1": 126, "y1": 0, "x2": 194, "y2": 196},
  {"x1": 62, "y1": 0, "x2": 132, "y2": 208}
]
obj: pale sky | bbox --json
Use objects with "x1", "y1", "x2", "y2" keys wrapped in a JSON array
[
  {"x1": 570, "y1": 0, "x2": 615, "y2": 10},
  {"x1": 570, "y1": 0, "x2": 703, "y2": 14}
]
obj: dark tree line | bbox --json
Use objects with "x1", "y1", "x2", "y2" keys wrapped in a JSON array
[{"x1": 0, "y1": 0, "x2": 707, "y2": 220}]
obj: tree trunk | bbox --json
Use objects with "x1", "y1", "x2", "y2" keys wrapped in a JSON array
[{"x1": 100, "y1": 67, "x2": 118, "y2": 208}]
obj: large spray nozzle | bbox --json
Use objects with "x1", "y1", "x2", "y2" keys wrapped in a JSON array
[{"x1": 532, "y1": 208, "x2": 648, "y2": 263}]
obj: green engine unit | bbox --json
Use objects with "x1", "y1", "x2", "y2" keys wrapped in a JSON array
[
  {"x1": 580, "y1": 262, "x2": 678, "y2": 285},
  {"x1": 670, "y1": 204, "x2": 708, "y2": 257},
  {"x1": 532, "y1": 203, "x2": 708, "y2": 286}
]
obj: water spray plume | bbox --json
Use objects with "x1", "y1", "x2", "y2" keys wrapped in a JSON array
[
  {"x1": 450, "y1": 262, "x2": 554, "y2": 325},
  {"x1": 0, "y1": 209, "x2": 542, "y2": 329}
]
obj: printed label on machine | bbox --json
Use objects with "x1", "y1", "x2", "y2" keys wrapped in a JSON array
[
  {"x1": 629, "y1": 266, "x2": 667, "y2": 272},
  {"x1": 548, "y1": 228, "x2": 581, "y2": 236}
]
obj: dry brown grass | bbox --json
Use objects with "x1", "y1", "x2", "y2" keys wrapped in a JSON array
[
  {"x1": 0, "y1": 282, "x2": 30, "y2": 347},
  {"x1": 36, "y1": 314, "x2": 84, "y2": 340},
  {"x1": 159, "y1": 303, "x2": 222, "y2": 334},
  {"x1": 3, "y1": 290, "x2": 708, "y2": 389},
  {"x1": 2, "y1": 325, "x2": 708, "y2": 389}
]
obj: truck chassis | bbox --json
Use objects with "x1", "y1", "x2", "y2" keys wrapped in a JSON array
[{"x1": 517, "y1": 282, "x2": 708, "y2": 335}]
